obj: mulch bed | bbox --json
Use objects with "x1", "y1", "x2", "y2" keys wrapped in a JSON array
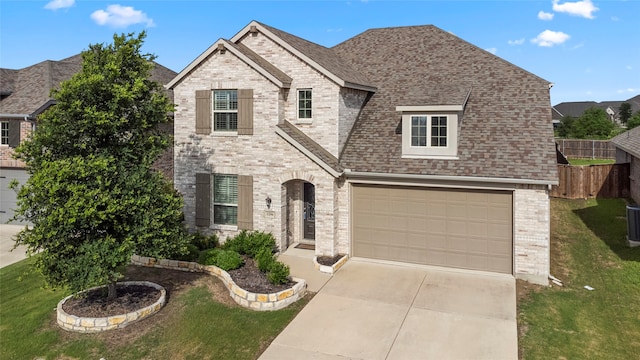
[
  {"x1": 62, "y1": 256, "x2": 294, "y2": 319},
  {"x1": 316, "y1": 254, "x2": 344, "y2": 266}
]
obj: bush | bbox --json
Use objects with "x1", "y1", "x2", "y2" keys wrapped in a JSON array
[
  {"x1": 267, "y1": 261, "x2": 290, "y2": 285},
  {"x1": 255, "y1": 247, "x2": 275, "y2": 273},
  {"x1": 190, "y1": 232, "x2": 219, "y2": 251},
  {"x1": 222, "y1": 231, "x2": 276, "y2": 257},
  {"x1": 198, "y1": 249, "x2": 243, "y2": 271},
  {"x1": 175, "y1": 243, "x2": 200, "y2": 262}
]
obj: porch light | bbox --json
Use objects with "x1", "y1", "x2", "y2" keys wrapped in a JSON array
[{"x1": 265, "y1": 196, "x2": 272, "y2": 209}]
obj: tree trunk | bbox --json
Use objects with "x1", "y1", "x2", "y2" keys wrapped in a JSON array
[{"x1": 107, "y1": 281, "x2": 117, "y2": 301}]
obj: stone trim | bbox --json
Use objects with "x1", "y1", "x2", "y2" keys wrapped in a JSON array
[
  {"x1": 57, "y1": 281, "x2": 166, "y2": 333},
  {"x1": 313, "y1": 255, "x2": 348, "y2": 274},
  {"x1": 131, "y1": 255, "x2": 306, "y2": 311}
]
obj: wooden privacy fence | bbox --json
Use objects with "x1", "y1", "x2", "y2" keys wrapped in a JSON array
[
  {"x1": 550, "y1": 164, "x2": 630, "y2": 199},
  {"x1": 556, "y1": 139, "x2": 616, "y2": 159}
]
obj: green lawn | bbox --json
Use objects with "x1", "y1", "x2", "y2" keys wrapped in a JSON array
[
  {"x1": 518, "y1": 198, "x2": 640, "y2": 359},
  {"x1": 568, "y1": 158, "x2": 616, "y2": 166},
  {"x1": 0, "y1": 258, "x2": 309, "y2": 360}
]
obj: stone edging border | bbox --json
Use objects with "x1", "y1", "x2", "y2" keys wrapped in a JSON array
[
  {"x1": 313, "y1": 254, "x2": 348, "y2": 274},
  {"x1": 57, "y1": 281, "x2": 166, "y2": 333},
  {"x1": 131, "y1": 255, "x2": 306, "y2": 311}
]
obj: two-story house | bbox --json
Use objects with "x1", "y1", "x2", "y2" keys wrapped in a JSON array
[
  {"x1": 0, "y1": 54, "x2": 176, "y2": 224},
  {"x1": 168, "y1": 21, "x2": 558, "y2": 285}
]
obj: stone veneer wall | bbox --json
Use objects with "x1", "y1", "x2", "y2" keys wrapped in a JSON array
[{"x1": 513, "y1": 185, "x2": 551, "y2": 285}]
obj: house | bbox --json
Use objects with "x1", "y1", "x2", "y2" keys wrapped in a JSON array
[
  {"x1": 0, "y1": 54, "x2": 177, "y2": 224},
  {"x1": 552, "y1": 94, "x2": 640, "y2": 125},
  {"x1": 611, "y1": 126, "x2": 640, "y2": 204},
  {"x1": 167, "y1": 21, "x2": 558, "y2": 285}
]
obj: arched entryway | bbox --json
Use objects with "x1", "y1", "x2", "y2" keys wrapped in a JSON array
[{"x1": 281, "y1": 180, "x2": 316, "y2": 249}]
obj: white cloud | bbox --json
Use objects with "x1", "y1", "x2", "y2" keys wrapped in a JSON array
[
  {"x1": 485, "y1": 47, "x2": 497, "y2": 55},
  {"x1": 552, "y1": 0, "x2": 599, "y2": 19},
  {"x1": 44, "y1": 0, "x2": 74, "y2": 10},
  {"x1": 538, "y1": 11, "x2": 554, "y2": 20},
  {"x1": 508, "y1": 38, "x2": 525, "y2": 45},
  {"x1": 531, "y1": 30, "x2": 570, "y2": 47},
  {"x1": 91, "y1": 5, "x2": 155, "y2": 28},
  {"x1": 618, "y1": 88, "x2": 639, "y2": 94},
  {"x1": 626, "y1": 65, "x2": 633, "y2": 70}
]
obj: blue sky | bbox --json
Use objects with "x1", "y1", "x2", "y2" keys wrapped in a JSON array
[{"x1": 1, "y1": 0, "x2": 638, "y2": 105}]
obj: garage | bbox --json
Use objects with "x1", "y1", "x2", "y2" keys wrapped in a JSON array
[
  {"x1": 0, "y1": 169, "x2": 29, "y2": 224},
  {"x1": 351, "y1": 184, "x2": 513, "y2": 274}
]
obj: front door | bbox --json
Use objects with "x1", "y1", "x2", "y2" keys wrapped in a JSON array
[{"x1": 303, "y1": 182, "x2": 315, "y2": 240}]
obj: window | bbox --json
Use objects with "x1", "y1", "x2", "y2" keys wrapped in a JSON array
[
  {"x1": 298, "y1": 89, "x2": 312, "y2": 119},
  {"x1": 0, "y1": 121, "x2": 8, "y2": 145},
  {"x1": 401, "y1": 112, "x2": 458, "y2": 158},
  {"x1": 213, "y1": 174, "x2": 238, "y2": 225},
  {"x1": 410, "y1": 115, "x2": 448, "y2": 148},
  {"x1": 214, "y1": 90, "x2": 238, "y2": 131}
]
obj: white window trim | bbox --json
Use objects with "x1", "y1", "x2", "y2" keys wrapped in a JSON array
[
  {"x1": 401, "y1": 113, "x2": 459, "y2": 159},
  {"x1": 213, "y1": 89, "x2": 238, "y2": 134},
  {"x1": 0, "y1": 121, "x2": 9, "y2": 146},
  {"x1": 297, "y1": 88, "x2": 313, "y2": 121}
]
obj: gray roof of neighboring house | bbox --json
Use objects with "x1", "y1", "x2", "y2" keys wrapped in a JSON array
[
  {"x1": 611, "y1": 126, "x2": 640, "y2": 159},
  {"x1": 0, "y1": 54, "x2": 177, "y2": 117},
  {"x1": 332, "y1": 25, "x2": 558, "y2": 182},
  {"x1": 553, "y1": 95, "x2": 640, "y2": 118}
]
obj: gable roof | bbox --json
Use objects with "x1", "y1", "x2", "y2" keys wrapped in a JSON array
[
  {"x1": 168, "y1": 21, "x2": 376, "y2": 92},
  {"x1": 1, "y1": 54, "x2": 177, "y2": 118},
  {"x1": 166, "y1": 38, "x2": 291, "y2": 89},
  {"x1": 332, "y1": 25, "x2": 558, "y2": 183},
  {"x1": 611, "y1": 126, "x2": 640, "y2": 159}
]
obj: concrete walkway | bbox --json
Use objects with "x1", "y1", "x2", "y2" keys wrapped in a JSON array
[
  {"x1": 0, "y1": 224, "x2": 28, "y2": 268},
  {"x1": 262, "y1": 257, "x2": 518, "y2": 360}
]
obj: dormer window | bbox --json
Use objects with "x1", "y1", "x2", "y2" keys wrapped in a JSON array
[{"x1": 398, "y1": 105, "x2": 461, "y2": 159}]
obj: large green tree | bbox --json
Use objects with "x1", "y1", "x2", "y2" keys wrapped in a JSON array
[
  {"x1": 571, "y1": 107, "x2": 615, "y2": 139},
  {"x1": 628, "y1": 111, "x2": 640, "y2": 130},
  {"x1": 11, "y1": 32, "x2": 187, "y2": 300},
  {"x1": 618, "y1": 102, "x2": 632, "y2": 124}
]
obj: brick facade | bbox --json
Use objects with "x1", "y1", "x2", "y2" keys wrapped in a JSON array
[{"x1": 513, "y1": 185, "x2": 551, "y2": 284}]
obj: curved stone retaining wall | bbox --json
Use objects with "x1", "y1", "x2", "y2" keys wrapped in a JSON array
[
  {"x1": 131, "y1": 255, "x2": 306, "y2": 311},
  {"x1": 57, "y1": 281, "x2": 166, "y2": 333}
]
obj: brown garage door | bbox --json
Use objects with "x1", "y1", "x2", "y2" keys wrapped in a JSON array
[{"x1": 352, "y1": 184, "x2": 513, "y2": 274}]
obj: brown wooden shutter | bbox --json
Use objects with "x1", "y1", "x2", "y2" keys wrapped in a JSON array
[
  {"x1": 195, "y1": 90, "x2": 212, "y2": 134},
  {"x1": 8, "y1": 120, "x2": 20, "y2": 148},
  {"x1": 195, "y1": 173, "x2": 211, "y2": 227},
  {"x1": 237, "y1": 89, "x2": 253, "y2": 135},
  {"x1": 237, "y1": 175, "x2": 253, "y2": 230}
]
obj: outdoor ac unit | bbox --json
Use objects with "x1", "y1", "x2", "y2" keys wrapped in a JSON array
[{"x1": 627, "y1": 205, "x2": 640, "y2": 246}]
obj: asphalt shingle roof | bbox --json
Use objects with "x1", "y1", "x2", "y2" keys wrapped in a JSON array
[
  {"x1": 1, "y1": 54, "x2": 177, "y2": 117},
  {"x1": 332, "y1": 25, "x2": 558, "y2": 182},
  {"x1": 611, "y1": 126, "x2": 640, "y2": 159},
  {"x1": 227, "y1": 41, "x2": 292, "y2": 87},
  {"x1": 276, "y1": 120, "x2": 342, "y2": 173}
]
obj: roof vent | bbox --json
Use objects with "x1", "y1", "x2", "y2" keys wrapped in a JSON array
[
  {"x1": 217, "y1": 43, "x2": 226, "y2": 54},
  {"x1": 249, "y1": 25, "x2": 258, "y2": 33}
]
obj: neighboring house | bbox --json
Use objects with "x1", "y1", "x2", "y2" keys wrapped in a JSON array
[
  {"x1": 0, "y1": 54, "x2": 177, "y2": 224},
  {"x1": 611, "y1": 126, "x2": 640, "y2": 204},
  {"x1": 167, "y1": 21, "x2": 558, "y2": 285},
  {"x1": 552, "y1": 94, "x2": 640, "y2": 125}
]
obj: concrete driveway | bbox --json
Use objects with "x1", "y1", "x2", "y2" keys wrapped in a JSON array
[
  {"x1": 0, "y1": 224, "x2": 28, "y2": 268},
  {"x1": 260, "y1": 259, "x2": 517, "y2": 360}
]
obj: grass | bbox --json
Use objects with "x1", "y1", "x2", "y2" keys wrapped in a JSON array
[
  {"x1": 568, "y1": 158, "x2": 616, "y2": 166},
  {"x1": 0, "y1": 258, "x2": 309, "y2": 360},
  {"x1": 518, "y1": 198, "x2": 640, "y2": 360}
]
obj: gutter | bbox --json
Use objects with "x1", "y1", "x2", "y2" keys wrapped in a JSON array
[
  {"x1": 0, "y1": 114, "x2": 33, "y2": 119},
  {"x1": 344, "y1": 170, "x2": 559, "y2": 187}
]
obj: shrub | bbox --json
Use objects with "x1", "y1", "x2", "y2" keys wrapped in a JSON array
[
  {"x1": 175, "y1": 243, "x2": 200, "y2": 262},
  {"x1": 255, "y1": 247, "x2": 275, "y2": 273},
  {"x1": 267, "y1": 261, "x2": 290, "y2": 285},
  {"x1": 190, "y1": 232, "x2": 219, "y2": 251},
  {"x1": 222, "y1": 230, "x2": 276, "y2": 257},
  {"x1": 197, "y1": 249, "x2": 243, "y2": 271}
]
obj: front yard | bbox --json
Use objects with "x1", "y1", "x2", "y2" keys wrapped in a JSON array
[
  {"x1": 518, "y1": 198, "x2": 640, "y2": 359},
  {"x1": 0, "y1": 259, "x2": 309, "y2": 360}
]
